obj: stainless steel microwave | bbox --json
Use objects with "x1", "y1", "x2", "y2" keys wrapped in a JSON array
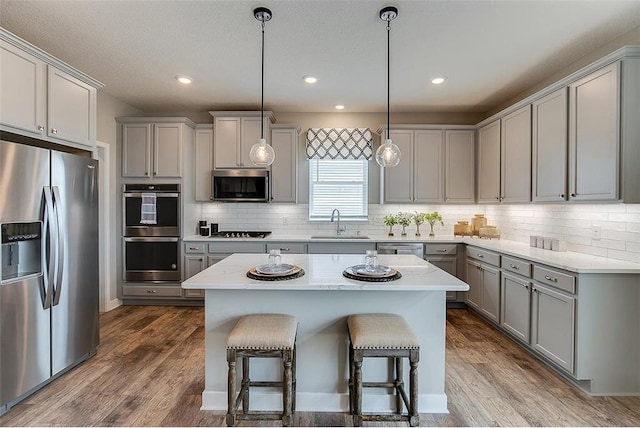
[{"x1": 211, "y1": 169, "x2": 269, "y2": 202}]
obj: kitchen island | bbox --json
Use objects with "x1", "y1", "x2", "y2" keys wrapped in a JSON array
[{"x1": 182, "y1": 253, "x2": 469, "y2": 414}]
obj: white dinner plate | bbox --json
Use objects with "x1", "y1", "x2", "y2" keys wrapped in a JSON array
[
  {"x1": 351, "y1": 264, "x2": 392, "y2": 277},
  {"x1": 255, "y1": 263, "x2": 296, "y2": 275}
]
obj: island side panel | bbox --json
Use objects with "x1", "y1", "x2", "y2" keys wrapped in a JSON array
[{"x1": 202, "y1": 289, "x2": 448, "y2": 413}]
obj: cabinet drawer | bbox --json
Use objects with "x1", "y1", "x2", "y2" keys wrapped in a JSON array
[
  {"x1": 122, "y1": 285, "x2": 183, "y2": 297},
  {"x1": 184, "y1": 242, "x2": 206, "y2": 254},
  {"x1": 424, "y1": 243, "x2": 457, "y2": 256},
  {"x1": 267, "y1": 243, "x2": 307, "y2": 254},
  {"x1": 466, "y1": 247, "x2": 500, "y2": 267},
  {"x1": 502, "y1": 256, "x2": 532, "y2": 277},
  {"x1": 183, "y1": 288, "x2": 204, "y2": 298},
  {"x1": 533, "y1": 265, "x2": 575, "y2": 294},
  {"x1": 208, "y1": 243, "x2": 266, "y2": 254}
]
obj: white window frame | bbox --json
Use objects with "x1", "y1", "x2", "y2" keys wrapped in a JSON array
[{"x1": 308, "y1": 159, "x2": 369, "y2": 221}]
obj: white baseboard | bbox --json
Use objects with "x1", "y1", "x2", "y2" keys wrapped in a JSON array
[
  {"x1": 105, "y1": 298, "x2": 121, "y2": 312},
  {"x1": 201, "y1": 391, "x2": 448, "y2": 413}
]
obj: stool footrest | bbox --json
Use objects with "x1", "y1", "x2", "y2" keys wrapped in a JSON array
[
  {"x1": 362, "y1": 381, "x2": 401, "y2": 388},
  {"x1": 236, "y1": 412, "x2": 287, "y2": 421}
]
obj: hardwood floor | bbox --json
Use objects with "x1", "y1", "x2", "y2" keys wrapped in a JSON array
[{"x1": 1, "y1": 306, "x2": 639, "y2": 426}]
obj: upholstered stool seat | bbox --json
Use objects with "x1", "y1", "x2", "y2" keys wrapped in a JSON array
[
  {"x1": 347, "y1": 313, "x2": 420, "y2": 427},
  {"x1": 226, "y1": 314, "x2": 297, "y2": 427}
]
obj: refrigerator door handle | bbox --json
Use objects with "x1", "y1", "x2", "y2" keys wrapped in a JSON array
[
  {"x1": 52, "y1": 186, "x2": 65, "y2": 306},
  {"x1": 42, "y1": 186, "x2": 56, "y2": 309}
]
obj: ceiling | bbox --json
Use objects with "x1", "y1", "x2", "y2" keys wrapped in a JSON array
[{"x1": 1, "y1": 0, "x2": 639, "y2": 115}]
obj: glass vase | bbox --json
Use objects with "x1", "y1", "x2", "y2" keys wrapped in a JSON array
[
  {"x1": 429, "y1": 223, "x2": 435, "y2": 237},
  {"x1": 388, "y1": 225, "x2": 394, "y2": 236},
  {"x1": 401, "y1": 225, "x2": 407, "y2": 237},
  {"x1": 415, "y1": 223, "x2": 421, "y2": 237}
]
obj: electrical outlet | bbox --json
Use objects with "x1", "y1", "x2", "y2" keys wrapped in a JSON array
[{"x1": 592, "y1": 225, "x2": 601, "y2": 240}]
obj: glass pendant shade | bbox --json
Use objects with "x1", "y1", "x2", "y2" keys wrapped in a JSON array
[
  {"x1": 249, "y1": 138, "x2": 275, "y2": 166},
  {"x1": 375, "y1": 138, "x2": 401, "y2": 167}
]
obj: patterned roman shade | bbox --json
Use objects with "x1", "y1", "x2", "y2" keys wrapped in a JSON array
[{"x1": 306, "y1": 128, "x2": 373, "y2": 160}]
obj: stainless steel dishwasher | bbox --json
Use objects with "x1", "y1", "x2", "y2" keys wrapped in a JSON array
[{"x1": 376, "y1": 243, "x2": 424, "y2": 257}]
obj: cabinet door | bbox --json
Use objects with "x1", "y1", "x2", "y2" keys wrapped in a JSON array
[
  {"x1": 207, "y1": 255, "x2": 228, "y2": 267},
  {"x1": 383, "y1": 130, "x2": 414, "y2": 203},
  {"x1": 184, "y1": 255, "x2": 206, "y2": 280},
  {"x1": 445, "y1": 130, "x2": 475, "y2": 203},
  {"x1": 270, "y1": 128, "x2": 298, "y2": 202},
  {"x1": 477, "y1": 120, "x2": 501, "y2": 203},
  {"x1": 413, "y1": 130, "x2": 444, "y2": 203},
  {"x1": 500, "y1": 105, "x2": 531, "y2": 203},
  {"x1": 465, "y1": 259, "x2": 482, "y2": 309},
  {"x1": 532, "y1": 88, "x2": 568, "y2": 202},
  {"x1": 240, "y1": 117, "x2": 264, "y2": 167},
  {"x1": 531, "y1": 283, "x2": 575, "y2": 373},
  {"x1": 214, "y1": 117, "x2": 241, "y2": 168},
  {"x1": 0, "y1": 41, "x2": 46, "y2": 136},
  {"x1": 154, "y1": 123, "x2": 182, "y2": 178},
  {"x1": 427, "y1": 258, "x2": 457, "y2": 277},
  {"x1": 122, "y1": 123, "x2": 152, "y2": 177},
  {"x1": 194, "y1": 127, "x2": 214, "y2": 201},
  {"x1": 501, "y1": 272, "x2": 531, "y2": 342},
  {"x1": 569, "y1": 62, "x2": 620, "y2": 201},
  {"x1": 47, "y1": 66, "x2": 95, "y2": 147},
  {"x1": 480, "y1": 264, "x2": 501, "y2": 323}
]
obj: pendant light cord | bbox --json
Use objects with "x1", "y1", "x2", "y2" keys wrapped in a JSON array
[
  {"x1": 260, "y1": 19, "x2": 265, "y2": 140},
  {"x1": 386, "y1": 19, "x2": 391, "y2": 138}
]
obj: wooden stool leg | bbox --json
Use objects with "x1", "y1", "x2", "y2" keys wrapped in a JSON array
[
  {"x1": 348, "y1": 342, "x2": 354, "y2": 414},
  {"x1": 353, "y1": 350, "x2": 363, "y2": 427},
  {"x1": 242, "y1": 356, "x2": 250, "y2": 413},
  {"x1": 409, "y1": 350, "x2": 419, "y2": 427},
  {"x1": 292, "y1": 345, "x2": 297, "y2": 412},
  {"x1": 282, "y1": 350, "x2": 293, "y2": 427},
  {"x1": 395, "y1": 356, "x2": 403, "y2": 414},
  {"x1": 226, "y1": 350, "x2": 237, "y2": 426}
]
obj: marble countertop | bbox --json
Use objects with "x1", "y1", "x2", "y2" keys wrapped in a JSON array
[
  {"x1": 184, "y1": 234, "x2": 640, "y2": 274},
  {"x1": 181, "y1": 253, "x2": 470, "y2": 291}
]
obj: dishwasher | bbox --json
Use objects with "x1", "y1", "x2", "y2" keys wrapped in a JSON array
[{"x1": 376, "y1": 243, "x2": 424, "y2": 257}]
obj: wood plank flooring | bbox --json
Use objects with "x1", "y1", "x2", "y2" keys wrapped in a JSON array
[{"x1": 1, "y1": 306, "x2": 639, "y2": 426}]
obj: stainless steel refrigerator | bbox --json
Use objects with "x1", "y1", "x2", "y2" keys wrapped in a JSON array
[{"x1": 0, "y1": 140, "x2": 99, "y2": 415}]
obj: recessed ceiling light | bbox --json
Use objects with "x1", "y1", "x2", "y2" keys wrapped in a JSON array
[
  {"x1": 431, "y1": 76, "x2": 446, "y2": 85},
  {"x1": 176, "y1": 76, "x2": 192, "y2": 84},
  {"x1": 334, "y1": 104, "x2": 345, "y2": 110},
  {"x1": 303, "y1": 75, "x2": 318, "y2": 84}
]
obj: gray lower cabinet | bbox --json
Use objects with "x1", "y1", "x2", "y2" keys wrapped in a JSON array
[
  {"x1": 465, "y1": 247, "x2": 501, "y2": 323},
  {"x1": 307, "y1": 242, "x2": 375, "y2": 254},
  {"x1": 424, "y1": 243, "x2": 459, "y2": 301},
  {"x1": 266, "y1": 242, "x2": 307, "y2": 254},
  {"x1": 500, "y1": 272, "x2": 532, "y2": 343},
  {"x1": 531, "y1": 282, "x2": 575, "y2": 373}
]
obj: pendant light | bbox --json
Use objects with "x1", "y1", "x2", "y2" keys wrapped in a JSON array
[
  {"x1": 375, "y1": 6, "x2": 401, "y2": 168},
  {"x1": 249, "y1": 6, "x2": 275, "y2": 166}
]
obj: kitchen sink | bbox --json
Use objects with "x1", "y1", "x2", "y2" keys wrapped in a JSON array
[{"x1": 310, "y1": 235, "x2": 370, "y2": 239}]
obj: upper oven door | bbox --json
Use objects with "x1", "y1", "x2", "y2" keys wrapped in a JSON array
[{"x1": 123, "y1": 191, "x2": 180, "y2": 237}]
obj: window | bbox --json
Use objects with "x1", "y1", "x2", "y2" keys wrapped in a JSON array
[{"x1": 309, "y1": 159, "x2": 368, "y2": 221}]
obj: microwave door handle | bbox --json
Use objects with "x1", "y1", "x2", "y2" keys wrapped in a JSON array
[
  {"x1": 52, "y1": 186, "x2": 65, "y2": 306},
  {"x1": 42, "y1": 187, "x2": 56, "y2": 309}
]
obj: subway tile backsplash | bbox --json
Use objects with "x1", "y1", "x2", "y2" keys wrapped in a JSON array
[{"x1": 199, "y1": 203, "x2": 640, "y2": 263}]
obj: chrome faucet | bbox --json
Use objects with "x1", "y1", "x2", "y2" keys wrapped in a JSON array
[{"x1": 331, "y1": 209, "x2": 346, "y2": 235}]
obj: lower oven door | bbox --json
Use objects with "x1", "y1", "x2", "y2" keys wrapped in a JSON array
[{"x1": 123, "y1": 237, "x2": 180, "y2": 282}]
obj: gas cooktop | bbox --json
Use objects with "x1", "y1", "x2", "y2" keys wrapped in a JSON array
[{"x1": 210, "y1": 231, "x2": 272, "y2": 239}]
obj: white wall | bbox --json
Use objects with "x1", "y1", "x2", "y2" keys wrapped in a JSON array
[
  {"x1": 96, "y1": 91, "x2": 141, "y2": 310},
  {"x1": 198, "y1": 202, "x2": 640, "y2": 263}
]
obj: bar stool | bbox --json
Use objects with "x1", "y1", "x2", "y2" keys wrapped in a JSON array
[
  {"x1": 347, "y1": 313, "x2": 420, "y2": 427},
  {"x1": 225, "y1": 314, "x2": 297, "y2": 427}
]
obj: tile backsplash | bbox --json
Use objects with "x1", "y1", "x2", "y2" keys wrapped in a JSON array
[{"x1": 199, "y1": 203, "x2": 640, "y2": 263}]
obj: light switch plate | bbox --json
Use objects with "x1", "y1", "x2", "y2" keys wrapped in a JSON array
[{"x1": 592, "y1": 225, "x2": 602, "y2": 240}]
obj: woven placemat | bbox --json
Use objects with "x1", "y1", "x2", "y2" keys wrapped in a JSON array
[
  {"x1": 342, "y1": 267, "x2": 402, "y2": 282},
  {"x1": 246, "y1": 266, "x2": 305, "y2": 281}
]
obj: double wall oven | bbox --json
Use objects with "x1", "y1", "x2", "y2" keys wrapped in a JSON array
[{"x1": 122, "y1": 184, "x2": 180, "y2": 282}]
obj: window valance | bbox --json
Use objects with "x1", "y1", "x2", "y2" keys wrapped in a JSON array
[{"x1": 306, "y1": 128, "x2": 373, "y2": 160}]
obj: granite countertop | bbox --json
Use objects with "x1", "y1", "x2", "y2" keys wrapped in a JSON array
[
  {"x1": 183, "y1": 234, "x2": 640, "y2": 275},
  {"x1": 182, "y1": 253, "x2": 470, "y2": 291}
]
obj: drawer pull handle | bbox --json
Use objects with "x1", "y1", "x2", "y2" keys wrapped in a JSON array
[
  {"x1": 280, "y1": 248, "x2": 290, "y2": 252},
  {"x1": 146, "y1": 289, "x2": 157, "y2": 294},
  {"x1": 189, "y1": 247, "x2": 199, "y2": 250},
  {"x1": 509, "y1": 264, "x2": 519, "y2": 270},
  {"x1": 437, "y1": 249, "x2": 447, "y2": 252},
  {"x1": 544, "y1": 275, "x2": 558, "y2": 282},
  {"x1": 476, "y1": 254, "x2": 484, "y2": 258},
  {"x1": 523, "y1": 283, "x2": 529, "y2": 289},
  {"x1": 38, "y1": 125, "x2": 45, "y2": 131}
]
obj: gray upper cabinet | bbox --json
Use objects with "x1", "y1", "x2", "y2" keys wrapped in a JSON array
[
  {"x1": 0, "y1": 30, "x2": 100, "y2": 150},
  {"x1": 445, "y1": 130, "x2": 475, "y2": 203},
  {"x1": 500, "y1": 105, "x2": 531, "y2": 203},
  {"x1": 210, "y1": 111, "x2": 273, "y2": 169},
  {"x1": 382, "y1": 130, "x2": 414, "y2": 203},
  {"x1": 532, "y1": 88, "x2": 568, "y2": 202},
  {"x1": 121, "y1": 123, "x2": 151, "y2": 177},
  {"x1": 569, "y1": 62, "x2": 619, "y2": 201},
  {"x1": 414, "y1": 129, "x2": 445, "y2": 203},
  {"x1": 270, "y1": 124, "x2": 299, "y2": 203},
  {"x1": 194, "y1": 125, "x2": 214, "y2": 201},
  {"x1": 477, "y1": 120, "x2": 501, "y2": 203}
]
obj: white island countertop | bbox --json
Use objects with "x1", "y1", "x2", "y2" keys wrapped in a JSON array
[{"x1": 182, "y1": 253, "x2": 469, "y2": 291}]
